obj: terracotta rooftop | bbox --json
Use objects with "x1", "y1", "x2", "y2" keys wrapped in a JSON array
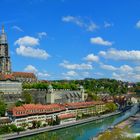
[
  {"x1": 65, "y1": 101, "x2": 104, "y2": 109},
  {"x1": 11, "y1": 104, "x2": 66, "y2": 117},
  {"x1": 0, "y1": 73, "x2": 15, "y2": 80},
  {"x1": 9, "y1": 101, "x2": 106, "y2": 117},
  {"x1": 12, "y1": 72, "x2": 36, "y2": 78},
  {"x1": 58, "y1": 113, "x2": 76, "y2": 120}
]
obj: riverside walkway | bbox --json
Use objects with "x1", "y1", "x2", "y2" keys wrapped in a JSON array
[{"x1": 2, "y1": 111, "x2": 121, "y2": 140}]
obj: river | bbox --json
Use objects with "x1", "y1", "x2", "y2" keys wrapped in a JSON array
[{"x1": 20, "y1": 105, "x2": 139, "y2": 140}]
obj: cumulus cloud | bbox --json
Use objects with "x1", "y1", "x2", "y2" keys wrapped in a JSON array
[
  {"x1": 90, "y1": 37, "x2": 113, "y2": 46},
  {"x1": 84, "y1": 53, "x2": 99, "y2": 62},
  {"x1": 62, "y1": 70, "x2": 78, "y2": 77},
  {"x1": 24, "y1": 65, "x2": 38, "y2": 73},
  {"x1": 24, "y1": 65, "x2": 50, "y2": 79},
  {"x1": 100, "y1": 63, "x2": 133, "y2": 73},
  {"x1": 100, "y1": 64, "x2": 117, "y2": 71},
  {"x1": 100, "y1": 64, "x2": 140, "y2": 82},
  {"x1": 99, "y1": 48, "x2": 140, "y2": 61},
  {"x1": 38, "y1": 32, "x2": 47, "y2": 38},
  {"x1": 81, "y1": 71, "x2": 90, "y2": 77},
  {"x1": 12, "y1": 25, "x2": 23, "y2": 32},
  {"x1": 16, "y1": 45, "x2": 50, "y2": 59},
  {"x1": 15, "y1": 36, "x2": 39, "y2": 46},
  {"x1": 37, "y1": 72, "x2": 50, "y2": 78},
  {"x1": 60, "y1": 61, "x2": 93, "y2": 70},
  {"x1": 135, "y1": 66, "x2": 140, "y2": 72},
  {"x1": 136, "y1": 20, "x2": 140, "y2": 28},
  {"x1": 15, "y1": 36, "x2": 50, "y2": 60},
  {"x1": 112, "y1": 72, "x2": 140, "y2": 82},
  {"x1": 62, "y1": 16, "x2": 98, "y2": 32},
  {"x1": 119, "y1": 65, "x2": 133, "y2": 73}
]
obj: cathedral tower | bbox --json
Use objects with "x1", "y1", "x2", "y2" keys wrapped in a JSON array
[{"x1": 0, "y1": 25, "x2": 11, "y2": 74}]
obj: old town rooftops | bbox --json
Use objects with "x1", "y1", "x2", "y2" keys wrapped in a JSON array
[
  {"x1": 11, "y1": 104, "x2": 66, "y2": 117},
  {"x1": 9, "y1": 101, "x2": 105, "y2": 117},
  {"x1": 58, "y1": 113, "x2": 76, "y2": 119},
  {"x1": 0, "y1": 73, "x2": 15, "y2": 81},
  {"x1": 0, "y1": 72, "x2": 37, "y2": 81},
  {"x1": 12, "y1": 72, "x2": 36, "y2": 78},
  {"x1": 65, "y1": 101, "x2": 105, "y2": 109}
]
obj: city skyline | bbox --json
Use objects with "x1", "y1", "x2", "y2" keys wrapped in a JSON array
[{"x1": 0, "y1": 0, "x2": 140, "y2": 81}]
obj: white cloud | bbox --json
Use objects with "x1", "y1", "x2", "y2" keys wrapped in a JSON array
[
  {"x1": 94, "y1": 72, "x2": 104, "y2": 76},
  {"x1": 100, "y1": 64, "x2": 117, "y2": 71},
  {"x1": 38, "y1": 32, "x2": 47, "y2": 38},
  {"x1": 86, "y1": 22, "x2": 99, "y2": 32},
  {"x1": 136, "y1": 20, "x2": 140, "y2": 28},
  {"x1": 108, "y1": 64, "x2": 140, "y2": 82},
  {"x1": 12, "y1": 25, "x2": 23, "y2": 32},
  {"x1": 104, "y1": 21, "x2": 113, "y2": 28},
  {"x1": 60, "y1": 61, "x2": 93, "y2": 70},
  {"x1": 16, "y1": 45, "x2": 50, "y2": 59},
  {"x1": 112, "y1": 72, "x2": 140, "y2": 82},
  {"x1": 90, "y1": 37, "x2": 113, "y2": 46},
  {"x1": 100, "y1": 63, "x2": 133, "y2": 73},
  {"x1": 135, "y1": 66, "x2": 140, "y2": 72},
  {"x1": 99, "y1": 48, "x2": 140, "y2": 61},
  {"x1": 119, "y1": 65, "x2": 133, "y2": 73},
  {"x1": 24, "y1": 65, "x2": 50, "y2": 79},
  {"x1": 15, "y1": 36, "x2": 50, "y2": 60},
  {"x1": 37, "y1": 72, "x2": 50, "y2": 78},
  {"x1": 62, "y1": 16, "x2": 83, "y2": 26},
  {"x1": 62, "y1": 71, "x2": 78, "y2": 77},
  {"x1": 62, "y1": 16, "x2": 98, "y2": 32},
  {"x1": 84, "y1": 53, "x2": 99, "y2": 62},
  {"x1": 24, "y1": 65, "x2": 38, "y2": 73},
  {"x1": 15, "y1": 36, "x2": 39, "y2": 46}
]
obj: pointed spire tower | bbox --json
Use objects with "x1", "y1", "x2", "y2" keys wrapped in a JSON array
[{"x1": 0, "y1": 25, "x2": 11, "y2": 74}]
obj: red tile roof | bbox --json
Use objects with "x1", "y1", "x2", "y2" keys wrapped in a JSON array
[
  {"x1": 58, "y1": 113, "x2": 76, "y2": 120},
  {"x1": 11, "y1": 104, "x2": 66, "y2": 117},
  {"x1": 0, "y1": 73, "x2": 15, "y2": 80},
  {"x1": 12, "y1": 72, "x2": 36, "y2": 78},
  {"x1": 10, "y1": 101, "x2": 105, "y2": 117},
  {"x1": 65, "y1": 101, "x2": 104, "y2": 109}
]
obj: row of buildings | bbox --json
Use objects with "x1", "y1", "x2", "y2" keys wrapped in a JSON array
[{"x1": 7, "y1": 101, "x2": 107, "y2": 127}]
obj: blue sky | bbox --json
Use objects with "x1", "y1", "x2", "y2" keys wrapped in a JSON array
[{"x1": 0, "y1": 0, "x2": 140, "y2": 82}]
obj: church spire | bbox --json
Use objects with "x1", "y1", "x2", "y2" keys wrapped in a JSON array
[
  {"x1": 2, "y1": 25, "x2": 5, "y2": 34},
  {"x1": 0, "y1": 25, "x2": 7, "y2": 44}
]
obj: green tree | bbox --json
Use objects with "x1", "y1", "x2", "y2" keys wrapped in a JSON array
[
  {"x1": 0, "y1": 99, "x2": 6, "y2": 117},
  {"x1": 23, "y1": 92, "x2": 32, "y2": 104},
  {"x1": 105, "y1": 102, "x2": 117, "y2": 112},
  {"x1": 15, "y1": 100, "x2": 24, "y2": 107}
]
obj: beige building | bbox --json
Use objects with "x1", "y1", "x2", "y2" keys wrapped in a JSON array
[
  {"x1": 46, "y1": 85, "x2": 85, "y2": 104},
  {"x1": 0, "y1": 80, "x2": 22, "y2": 94}
]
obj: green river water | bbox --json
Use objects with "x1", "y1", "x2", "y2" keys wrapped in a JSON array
[{"x1": 20, "y1": 105, "x2": 139, "y2": 140}]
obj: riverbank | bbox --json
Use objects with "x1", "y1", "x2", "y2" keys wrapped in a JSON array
[
  {"x1": 95, "y1": 108, "x2": 140, "y2": 140},
  {"x1": 116, "y1": 112, "x2": 140, "y2": 129},
  {"x1": 1, "y1": 111, "x2": 121, "y2": 140}
]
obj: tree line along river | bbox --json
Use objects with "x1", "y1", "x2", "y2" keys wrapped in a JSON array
[{"x1": 19, "y1": 105, "x2": 139, "y2": 140}]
